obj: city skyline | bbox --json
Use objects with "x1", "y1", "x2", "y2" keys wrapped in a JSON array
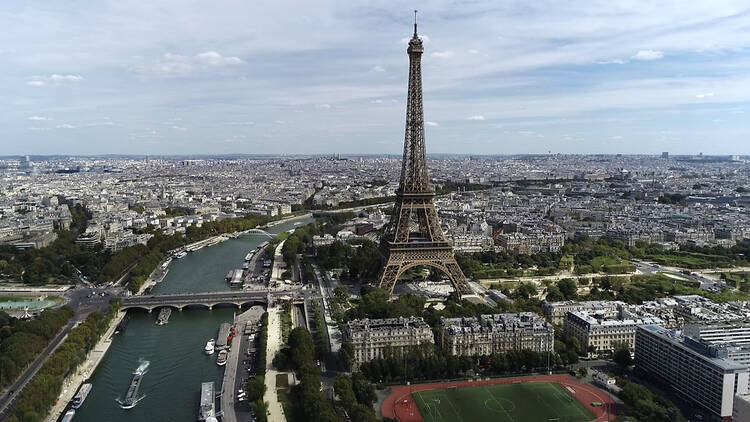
[{"x1": 2, "y1": 1, "x2": 750, "y2": 155}]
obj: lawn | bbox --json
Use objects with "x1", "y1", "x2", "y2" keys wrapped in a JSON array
[{"x1": 412, "y1": 382, "x2": 595, "y2": 422}]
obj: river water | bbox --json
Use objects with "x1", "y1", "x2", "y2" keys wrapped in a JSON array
[{"x1": 73, "y1": 216, "x2": 313, "y2": 422}]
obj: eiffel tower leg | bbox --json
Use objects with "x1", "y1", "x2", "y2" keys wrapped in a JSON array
[{"x1": 379, "y1": 256, "x2": 403, "y2": 294}]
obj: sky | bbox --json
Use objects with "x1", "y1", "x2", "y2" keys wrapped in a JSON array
[{"x1": 2, "y1": 1, "x2": 750, "y2": 156}]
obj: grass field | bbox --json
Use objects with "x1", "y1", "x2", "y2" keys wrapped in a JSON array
[{"x1": 412, "y1": 381, "x2": 595, "y2": 422}]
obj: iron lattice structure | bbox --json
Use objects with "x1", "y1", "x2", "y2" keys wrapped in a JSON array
[{"x1": 378, "y1": 20, "x2": 472, "y2": 296}]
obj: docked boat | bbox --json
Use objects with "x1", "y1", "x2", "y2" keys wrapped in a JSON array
[
  {"x1": 115, "y1": 315, "x2": 129, "y2": 334},
  {"x1": 71, "y1": 383, "x2": 92, "y2": 409},
  {"x1": 216, "y1": 350, "x2": 228, "y2": 366},
  {"x1": 244, "y1": 251, "x2": 255, "y2": 262},
  {"x1": 174, "y1": 251, "x2": 187, "y2": 259},
  {"x1": 117, "y1": 361, "x2": 148, "y2": 409},
  {"x1": 156, "y1": 307, "x2": 172, "y2": 325},
  {"x1": 204, "y1": 339, "x2": 215, "y2": 355},
  {"x1": 198, "y1": 382, "x2": 216, "y2": 421},
  {"x1": 61, "y1": 409, "x2": 75, "y2": 422}
]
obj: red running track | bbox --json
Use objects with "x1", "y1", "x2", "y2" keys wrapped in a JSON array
[{"x1": 381, "y1": 374, "x2": 616, "y2": 422}]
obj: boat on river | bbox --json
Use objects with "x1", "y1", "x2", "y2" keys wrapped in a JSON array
[
  {"x1": 61, "y1": 409, "x2": 75, "y2": 422},
  {"x1": 116, "y1": 361, "x2": 148, "y2": 409},
  {"x1": 198, "y1": 382, "x2": 217, "y2": 421},
  {"x1": 204, "y1": 339, "x2": 215, "y2": 355},
  {"x1": 216, "y1": 350, "x2": 227, "y2": 366},
  {"x1": 71, "y1": 383, "x2": 92, "y2": 409},
  {"x1": 156, "y1": 307, "x2": 171, "y2": 325}
]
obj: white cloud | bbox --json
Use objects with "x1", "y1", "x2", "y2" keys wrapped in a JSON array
[
  {"x1": 467, "y1": 115, "x2": 485, "y2": 121},
  {"x1": 133, "y1": 51, "x2": 243, "y2": 77},
  {"x1": 372, "y1": 65, "x2": 385, "y2": 72},
  {"x1": 695, "y1": 92, "x2": 715, "y2": 98},
  {"x1": 27, "y1": 74, "x2": 84, "y2": 86},
  {"x1": 467, "y1": 49, "x2": 479, "y2": 54},
  {"x1": 425, "y1": 121, "x2": 439, "y2": 126},
  {"x1": 56, "y1": 124, "x2": 76, "y2": 129},
  {"x1": 632, "y1": 50, "x2": 664, "y2": 61},
  {"x1": 28, "y1": 116, "x2": 51, "y2": 121},
  {"x1": 171, "y1": 125, "x2": 187, "y2": 131},
  {"x1": 224, "y1": 121, "x2": 255, "y2": 126},
  {"x1": 371, "y1": 99, "x2": 383, "y2": 104},
  {"x1": 49, "y1": 74, "x2": 84, "y2": 82},
  {"x1": 83, "y1": 121, "x2": 116, "y2": 127},
  {"x1": 28, "y1": 127, "x2": 50, "y2": 131},
  {"x1": 316, "y1": 103, "x2": 331, "y2": 109},
  {"x1": 431, "y1": 50, "x2": 455, "y2": 59},
  {"x1": 274, "y1": 120, "x2": 285, "y2": 124}
]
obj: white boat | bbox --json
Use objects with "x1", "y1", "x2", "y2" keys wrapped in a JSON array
[
  {"x1": 71, "y1": 383, "x2": 92, "y2": 409},
  {"x1": 204, "y1": 339, "x2": 215, "y2": 355},
  {"x1": 61, "y1": 409, "x2": 75, "y2": 422},
  {"x1": 216, "y1": 350, "x2": 227, "y2": 366},
  {"x1": 174, "y1": 251, "x2": 187, "y2": 259}
]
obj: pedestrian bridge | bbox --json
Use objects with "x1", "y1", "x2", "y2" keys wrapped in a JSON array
[
  {"x1": 245, "y1": 228, "x2": 275, "y2": 238},
  {"x1": 121, "y1": 291, "x2": 271, "y2": 312}
]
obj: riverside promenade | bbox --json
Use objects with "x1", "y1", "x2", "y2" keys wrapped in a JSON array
[{"x1": 263, "y1": 306, "x2": 287, "y2": 422}]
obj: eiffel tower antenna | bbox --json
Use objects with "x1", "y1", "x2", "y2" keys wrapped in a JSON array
[{"x1": 377, "y1": 15, "x2": 473, "y2": 297}]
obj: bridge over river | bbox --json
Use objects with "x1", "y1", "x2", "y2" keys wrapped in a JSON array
[{"x1": 121, "y1": 291, "x2": 277, "y2": 311}]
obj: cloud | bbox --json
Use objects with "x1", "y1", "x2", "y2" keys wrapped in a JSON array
[
  {"x1": 372, "y1": 65, "x2": 385, "y2": 72},
  {"x1": 467, "y1": 115, "x2": 485, "y2": 121},
  {"x1": 224, "y1": 121, "x2": 255, "y2": 126},
  {"x1": 425, "y1": 121, "x2": 439, "y2": 126},
  {"x1": 273, "y1": 120, "x2": 285, "y2": 124},
  {"x1": 371, "y1": 99, "x2": 384, "y2": 104},
  {"x1": 56, "y1": 124, "x2": 76, "y2": 129},
  {"x1": 695, "y1": 92, "x2": 715, "y2": 98},
  {"x1": 431, "y1": 50, "x2": 455, "y2": 59},
  {"x1": 133, "y1": 51, "x2": 243, "y2": 77},
  {"x1": 171, "y1": 125, "x2": 187, "y2": 131},
  {"x1": 632, "y1": 50, "x2": 664, "y2": 61},
  {"x1": 316, "y1": 103, "x2": 331, "y2": 109},
  {"x1": 27, "y1": 74, "x2": 84, "y2": 86},
  {"x1": 467, "y1": 49, "x2": 479, "y2": 55},
  {"x1": 83, "y1": 121, "x2": 116, "y2": 127},
  {"x1": 28, "y1": 116, "x2": 51, "y2": 121}
]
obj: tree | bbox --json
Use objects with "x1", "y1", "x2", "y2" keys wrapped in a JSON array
[
  {"x1": 613, "y1": 344, "x2": 633, "y2": 369},
  {"x1": 545, "y1": 285, "x2": 564, "y2": 301},
  {"x1": 514, "y1": 282, "x2": 538, "y2": 300},
  {"x1": 557, "y1": 278, "x2": 578, "y2": 299},
  {"x1": 340, "y1": 341, "x2": 354, "y2": 371}
]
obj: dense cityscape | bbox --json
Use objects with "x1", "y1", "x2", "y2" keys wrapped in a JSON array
[{"x1": 2, "y1": 3, "x2": 750, "y2": 422}]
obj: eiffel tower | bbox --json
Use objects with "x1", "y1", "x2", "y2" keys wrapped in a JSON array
[{"x1": 378, "y1": 13, "x2": 472, "y2": 297}]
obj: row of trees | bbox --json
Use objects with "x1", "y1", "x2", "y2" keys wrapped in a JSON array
[
  {"x1": 357, "y1": 344, "x2": 561, "y2": 383},
  {"x1": 0, "y1": 307, "x2": 75, "y2": 389},
  {"x1": 333, "y1": 373, "x2": 378, "y2": 422},
  {"x1": 247, "y1": 311, "x2": 269, "y2": 422},
  {"x1": 616, "y1": 377, "x2": 686, "y2": 421},
  {"x1": 7, "y1": 299, "x2": 121, "y2": 422},
  {"x1": 285, "y1": 328, "x2": 339, "y2": 422},
  {"x1": 315, "y1": 239, "x2": 382, "y2": 280}
]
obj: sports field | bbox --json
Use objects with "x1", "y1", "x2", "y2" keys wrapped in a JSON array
[{"x1": 411, "y1": 381, "x2": 595, "y2": 422}]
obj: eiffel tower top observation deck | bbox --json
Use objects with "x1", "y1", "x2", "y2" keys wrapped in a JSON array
[{"x1": 378, "y1": 13, "x2": 473, "y2": 297}]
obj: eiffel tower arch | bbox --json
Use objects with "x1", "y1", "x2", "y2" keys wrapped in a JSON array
[{"x1": 378, "y1": 15, "x2": 473, "y2": 297}]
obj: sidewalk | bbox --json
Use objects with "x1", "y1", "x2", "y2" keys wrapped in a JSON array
[
  {"x1": 263, "y1": 307, "x2": 287, "y2": 422},
  {"x1": 45, "y1": 311, "x2": 126, "y2": 422}
]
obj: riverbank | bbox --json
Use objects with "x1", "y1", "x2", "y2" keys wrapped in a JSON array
[
  {"x1": 45, "y1": 310, "x2": 126, "y2": 422},
  {"x1": 263, "y1": 306, "x2": 287, "y2": 422}
]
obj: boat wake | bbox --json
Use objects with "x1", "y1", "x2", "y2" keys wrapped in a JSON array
[{"x1": 116, "y1": 359, "x2": 149, "y2": 409}]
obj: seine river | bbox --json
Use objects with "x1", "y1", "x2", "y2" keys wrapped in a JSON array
[{"x1": 73, "y1": 216, "x2": 313, "y2": 422}]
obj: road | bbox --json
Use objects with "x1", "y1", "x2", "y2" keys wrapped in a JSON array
[
  {"x1": 221, "y1": 306, "x2": 264, "y2": 422},
  {"x1": 0, "y1": 285, "x2": 122, "y2": 417}
]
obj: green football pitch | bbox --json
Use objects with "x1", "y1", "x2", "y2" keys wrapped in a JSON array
[{"x1": 412, "y1": 381, "x2": 595, "y2": 422}]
